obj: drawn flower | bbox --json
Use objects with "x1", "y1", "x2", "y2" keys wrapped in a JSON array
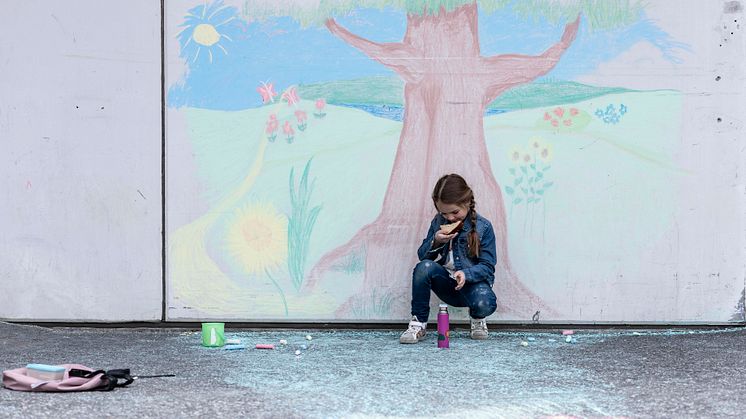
[
  {"x1": 265, "y1": 114, "x2": 279, "y2": 141},
  {"x1": 283, "y1": 120, "x2": 295, "y2": 143},
  {"x1": 225, "y1": 202, "x2": 288, "y2": 274},
  {"x1": 595, "y1": 104, "x2": 628, "y2": 124},
  {"x1": 314, "y1": 98, "x2": 327, "y2": 118},
  {"x1": 553, "y1": 107, "x2": 565, "y2": 118},
  {"x1": 509, "y1": 146, "x2": 522, "y2": 163},
  {"x1": 282, "y1": 87, "x2": 300, "y2": 107},
  {"x1": 543, "y1": 111, "x2": 552, "y2": 121},
  {"x1": 530, "y1": 137, "x2": 544, "y2": 150},
  {"x1": 570, "y1": 108, "x2": 579, "y2": 116},
  {"x1": 283, "y1": 120, "x2": 294, "y2": 135},
  {"x1": 295, "y1": 110, "x2": 308, "y2": 131},
  {"x1": 522, "y1": 153, "x2": 533, "y2": 164},
  {"x1": 539, "y1": 143, "x2": 554, "y2": 163}
]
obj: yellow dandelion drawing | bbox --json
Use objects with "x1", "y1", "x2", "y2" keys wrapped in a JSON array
[
  {"x1": 529, "y1": 136, "x2": 545, "y2": 150},
  {"x1": 508, "y1": 146, "x2": 523, "y2": 163},
  {"x1": 539, "y1": 143, "x2": 554, "y2": 163},
  {"x1": 225, "y1": 202, "x2": 287, "y2": 274}
]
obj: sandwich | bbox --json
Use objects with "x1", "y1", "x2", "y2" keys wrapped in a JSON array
[{"x1": 440, "y1": 220, "x2": 463, "y2": 235}]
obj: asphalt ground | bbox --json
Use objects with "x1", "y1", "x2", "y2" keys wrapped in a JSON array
[{"x1": 1, "y1": 322, "x2": 744, "y2": 418}]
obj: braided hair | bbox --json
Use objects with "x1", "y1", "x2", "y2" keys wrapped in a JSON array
[{"x1": 432, "y1": 174, "x2": 480, "y2": 258}]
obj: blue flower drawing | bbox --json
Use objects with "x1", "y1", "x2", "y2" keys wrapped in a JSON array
[{"x1": 595, "y1": 104, "x2": 628, "y2": 124}]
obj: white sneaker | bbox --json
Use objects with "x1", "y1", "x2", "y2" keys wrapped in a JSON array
[
  {"x1": 470, "y1": 318, "x2": 488, "y2": 340},
  {"x1": 399, "y1": 316, "x2": 427, "y2": 344}
]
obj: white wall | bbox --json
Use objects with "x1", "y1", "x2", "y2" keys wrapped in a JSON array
[
  {"x1": 0, "y1": 0, "x2": 162, "y2": 321},
  {"x1": 0, "y1": 0, "x2": 743, "y2": 323}
]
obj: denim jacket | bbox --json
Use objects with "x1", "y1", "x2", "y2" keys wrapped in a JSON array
[{"x1": 416, "y1": 211, "x2": 497, "y2": 286}]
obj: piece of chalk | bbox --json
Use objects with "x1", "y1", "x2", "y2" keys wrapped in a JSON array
[
  {"x1": 255, "y1": 344, "x2": 275, "y2": 350},
  {"x1": 520, "y1": 341, "x2": 529, "y2": 346},
  {"x1": 224, "y1": 344, "x2": 246, "y2": 350},
  {"x1": 279, "y1": 339, "x2": 288, "y2": 345},
  {"x1": 306, "y1": 335, "x2": 313, "y2": 341},
  {"x1": 565, "y1": 336, "x2": 572, "y2": 343},
  {"x1": 527, "y1": 337, "x2": 535, "y2": 341},
  {"x1": 295, "y1": 350, "x2": 301, "y2": 355},
  {"x1": 562, "y1": 330, "x2": 574, "y2": 335},
  {"x1": 225, "y1": 338, "x2": 241, "y2": 345},
  {"x1": 300, "y1": 344, "x2": 308, "y2": 350}
]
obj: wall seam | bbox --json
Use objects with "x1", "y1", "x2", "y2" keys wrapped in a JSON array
[{"x1": 160, "y1": 0, "x2": 167, "y2": 322}]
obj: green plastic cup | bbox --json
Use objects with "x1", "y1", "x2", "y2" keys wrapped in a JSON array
[{"x1": 201, "y1": 322, "x2": 225, "y2": 347}]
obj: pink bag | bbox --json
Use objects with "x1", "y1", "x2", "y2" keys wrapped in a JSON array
[{"x1": 3, "y1": 364, "x2": 133, "y2": 392}]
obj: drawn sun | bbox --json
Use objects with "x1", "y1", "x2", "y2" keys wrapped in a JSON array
[{"x1": 177, "y1": 0, "x2": 238, "y2": 63}]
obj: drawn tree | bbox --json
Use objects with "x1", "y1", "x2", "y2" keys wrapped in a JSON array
[{"x1": 242, "y1": 0, "x2": 646, "y2": 318}]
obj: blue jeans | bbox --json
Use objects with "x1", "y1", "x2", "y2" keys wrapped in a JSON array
[{"x1": 410, "y1": 260, "x2": 497, "y2": 322}]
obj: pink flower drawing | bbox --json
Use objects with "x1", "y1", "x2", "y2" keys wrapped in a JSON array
[
  {"x1": 283, "y1": 120, "x2": 295, "y2": 143},
  {"x1": 314, "y1": 98, "x2": 327, "y2": 118},
  {"x1": 295, "y1": 109, "x2": 308, "y2": 131},
  {"x1": 265, "y1": 114, "x2": 279, "y2": 142},
  {"x1": 282, "y1": 87, "x2": 300, "y2": 107},
  {"x1": 257, "y1": 81, "x2": 277, "y2": 104}
]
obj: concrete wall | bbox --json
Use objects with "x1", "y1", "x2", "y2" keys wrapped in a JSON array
[
  {"x1": 0, "y1": 0, "x2": 162, "y2": 321},
  {"x1": 1, "y1": 1, "x2": 744, "y2": 323}
]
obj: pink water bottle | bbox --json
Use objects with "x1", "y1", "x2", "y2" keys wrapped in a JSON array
[{"x1": 437, "y1": 303, "x2": 450, "y2": 348}]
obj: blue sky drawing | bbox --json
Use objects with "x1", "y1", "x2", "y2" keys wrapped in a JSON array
[{"x1": 168, "y1": 2, "x2": 688, "y2": 111}]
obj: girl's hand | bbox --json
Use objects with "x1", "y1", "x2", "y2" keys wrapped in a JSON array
[
  {"x1": 434, "y1": 229, "x2": 457, "y2": 244},
  {"x1": 453, "y1": 271, "x2": 466, "y2": 290}
]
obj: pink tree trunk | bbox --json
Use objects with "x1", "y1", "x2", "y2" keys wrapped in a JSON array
[{"x1": 307, "y1": 4, "x2": 579, "y2": 319}]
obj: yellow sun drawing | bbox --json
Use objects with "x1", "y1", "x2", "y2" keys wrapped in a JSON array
[
  {"x1": 177, "y1": 1, "x2": 236, "y2": 63},
  {"x1": 225, "y1": 202, "x2": 288, "y2": 275}
]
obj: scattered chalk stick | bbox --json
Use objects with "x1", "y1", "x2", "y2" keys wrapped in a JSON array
[
  {"x1": 255, "y1": 344, "x2": 275, "y2": 350},
  {"x1": 225, "y1": 338, "x2": 241, "y2": 345},
  {"x1": 224, "y1": 344, "x2": 246, "y2": 350},
  {"x1": 306, "y1": 335, "x2": 313, "y2": 341},
  {"x1": 279, "y1": 339, "x2": 288, "y2": 345},
  {"x1": 565, "y1": 336, "x2": 573, "y2": 343},
  {"x1": 295, "y1": 350, "x2": 301, "y2": 356},
  {"x1": 562, "y1": 330, "x2": 574, "y2": 335},
  {"x1": 520, "y1": 341, "x2": 529, "y2": 346}
]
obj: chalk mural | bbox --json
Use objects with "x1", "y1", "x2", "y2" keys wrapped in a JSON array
[{"x1": 165, "y1": 0, "x2": 744, "y2": 322}]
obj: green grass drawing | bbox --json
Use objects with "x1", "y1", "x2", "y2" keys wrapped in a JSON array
[
  {"x1": 265, "y1": 268, "x2": 288, "y2": 317},
  {"x1": 287, "y1": 158, "x2": 322, "y2": 291},
  {"x1": 331, "y1": 248, "x2": 366, "y2": 274},
  {"x1": 350, "y1": 288, "x2": 396, "y2": 319}
]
